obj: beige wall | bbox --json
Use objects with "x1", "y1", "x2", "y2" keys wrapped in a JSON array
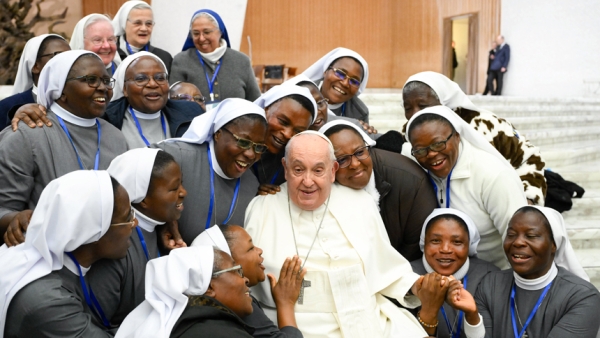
[{"x1": 27, "y1": 0, "x2": 82, "y2": 39}]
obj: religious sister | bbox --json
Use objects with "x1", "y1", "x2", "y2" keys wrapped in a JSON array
[
  {"x1": 104, "y1": 52, "x2": 203, "y2": 149},
  {"x1": 0, "y1": 34, "x2": 70, "y2": 130},
  {"x1": 450, "y1": 206, "x2": 600, "y2": 337},
  {"x1": 1, "y1": 170, "x2": 136, "y2": 337},
  {"x1": 153, "y1": 98, "x2": 267, "y2": 245},
  {"x1": 302, "y1": 47, "x2": 370, "y2": 123},
  {"x1": 70, "y1": 14, "x2": 121, "y2": 76},
  {"x1": 112, "y1": 1, "x2": 173, "y2": 72},
  {"x1": 88, "y1": 148, "x2": 187, "y2": 328},
  {"x1": 321, "y1": 119, "x2": 436, "y2": 261},
  {"x1": 410, "y1": 208, "x2": 498, "y2": 337},
  {"x1": 0, "y1": 50, "x2": 127, "y2": 246},
  {"x1": 406, "y1": 106, "x2": 526, "y2": 268}
]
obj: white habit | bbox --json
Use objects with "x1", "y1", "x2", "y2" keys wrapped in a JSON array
[{"x1": 245, "y1": 183, "x2": 427, "y2": 338}]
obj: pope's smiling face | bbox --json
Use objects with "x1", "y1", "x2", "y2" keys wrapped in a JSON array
[{"x1": 283, "y1": 134, "x2": 338, "y2": 211}]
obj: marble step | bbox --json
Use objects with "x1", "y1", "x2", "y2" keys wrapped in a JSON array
[
  {"x1": 573, "y1": 249, "x2": 600, "y2": 289},
  {"x1": 520, "y1": 126, "x2": 600, "y2": 146},
  {"x1": 509, "y1": 115, "x2": 600, "y2": 130},
  {"x1": 539, "y1": 141, "x2": 600, "y2": 168}
]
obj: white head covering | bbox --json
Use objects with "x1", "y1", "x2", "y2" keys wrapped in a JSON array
[
  {"x1": 0, "y1": 170, "x2": 114, "y2": 334},
  {"x1": 508, "y1": 206, "x2": 589, "y2": 281},
  {"x1": 13, "y1": 34, "x2": 67, "y2": 94},
  {"x1": 36, "y1": 50, "x2": 101, "y2": 107},
  {"x1": 115, "y1": 246, "x2": 215, "y2": 338},
  {"x1": 191, "y1": 225, "x2": 232, "y2": 255},
  {"x1": 111, "y1": 51, "x2": 168, "y2": 101},
  {"x1": 70, "y1": 14, "x2": 122, "y2": 66},
  {"x1": 284, "y1": 74, "x2": 316, "y2": 87},
  {"x1": 318, "y1": 119, "x2": 376, "y2": 147},
  {"x1": 112, "y1": 0, "x2": 153, "y2": 37},
  {"x1": 406, "y1": 105, "x2": 514, "y2": 173},
  {"x1": 301, "y1": 47, "x2": 370, "y2": 95},
  {"x1": 107, "y1": 148, "x2": 161, "y2": 203},
  {"x1": 419, "y1": 208, "x2": 481, "y2": 256},
  {"x1": 254, "y1": 84, "x2": 317, "y2": 123}
]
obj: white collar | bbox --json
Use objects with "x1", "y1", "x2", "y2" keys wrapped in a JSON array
[
  {"x1": 133, "y1": 207, "x2": 164, "y2": 232},
  {"x1": 198, "y1": 39, "x2": 227, "y2": 64},
  {"x1": 51, "y1": 102, "x2": 97, "y2": 127},
  {"x1": 32, "y1": 84, "x2": 38, "y2": 96},
  {"x1": 363, "y1": 171, "x2": 380, "y2": 210},
  {"x1": 514, "y1": 263, "x2": 558, "y2": 291},
  {"x1": 128, "y1": 106, "x2": 162, "y2": 120},
  {"x1": 63, "y1": 253, "x2": 91, "y2": 276},
  {"x1": 422, "y1": 255, "x2": 470, "y2": 281},
  {"x1": 208, "y1": 139, "x2": 232, "y2": 180}
]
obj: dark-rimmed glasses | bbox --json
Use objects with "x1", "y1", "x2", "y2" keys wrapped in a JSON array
[
  {"x1": 212, "y1": 264, "x2": 244, "y2": 278},
  {"x1": 336, "y1": 145, "x2": 371, "y2": 168},
  {"x1": 37, "y1": 51, "x2": 65, "y2": 60},
  {"x1": 411, "y1": 132, "x2": 454, "y2": 158},
  {"x1": 66, "y1": 75, "x2": 116, "y2": 89},
  {"x1": 125, "y1": 73, "x2": 168, "y2": 87},
  {"x1": 316, "y1": 98, "x2": 329, "y2": 109},
  {"x1": 171, "y1": 93, "x2": 205, "y2": 103},
  {"x1": 127, "y1": 19, "x2": 155, "y2": 28},
  {"x1": 221, "y1": 128, "x2": 268, "y2": 154},
  {"x1": 328, "y1": 67, "x2": 361, "y2": 88},
  {"x1": 110, "y1": 207, "x2": 137, "y2": 228}
]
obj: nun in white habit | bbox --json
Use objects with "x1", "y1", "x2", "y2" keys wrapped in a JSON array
[
  {"x1": 406, "y1": 106, "x2": 527, "y2": 269},
  {"x1": 302, "y1": 47, "x2": 370, "y2": 123},
  {"x1": 70, "y1": 13, "x2": 122, "y2": 75},
  {"x1": 1, "y1": 170, "x2": 134, "y2": 337},
  {"x1": 0, "y1": 50, "x2": 127, "y2": 246},
  {"x1": 402, "y1": 71, "x2": 547, "y2": 205},
  {"x1": 153, "y1": 98, "x2": 267, "y2": 245}
]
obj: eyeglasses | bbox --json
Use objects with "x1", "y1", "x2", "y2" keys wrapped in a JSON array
[
  {"x1": 336, "y1": 145, "x2": 371, "y2": 168},
  {"x1": 411, "y1": 132, "x2": 454, "y2": 158},
  {"x1": 37, "y1": 51, "x2": 65, "y2": 60},
  {"x1": 125, "y1": 72, "x2": 169, "y2": 87},
  {"x1": 212, "y1": 264, "x2": 244, "y2": 278},
  {"x1": 171, "y1": 93, "x2": 205, "y2": 103},
  {"x1": 85, "y1": 36, "x2": 117, "y2": 46},
  {"x1": 110, "y1": 207, "x2": 137, "y2": 228},
  {"x1": 328, "y1": 67, "x2": 361, "y2": 88},
  {"x1": 66, "y1": 75, "x2": 116, "y2": 89},
  {"x1": 220, "y1": 127, "x2": 268, "y2": 154},
  {"x1": 192, "y1": 29, "x2": 218, "y2": 38},
  {"x1": 127, "y1": 19, "x2": 155, "y2": 28},
  {"x1": 316, "y1": 98, "x2": 329, "y2": 109}
]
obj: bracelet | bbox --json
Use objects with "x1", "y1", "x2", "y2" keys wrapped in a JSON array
[{"x1": 417, "y1": 311, "x2": 438, "y2": 328}]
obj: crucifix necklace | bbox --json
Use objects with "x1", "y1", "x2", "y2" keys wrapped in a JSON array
[{"x1": 288, "y1": 194, "x2": 331, "y2": 304}]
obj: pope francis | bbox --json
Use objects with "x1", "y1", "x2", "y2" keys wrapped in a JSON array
[{"x1": 245, "y1": 131, "x2": 428, "y2": 337}]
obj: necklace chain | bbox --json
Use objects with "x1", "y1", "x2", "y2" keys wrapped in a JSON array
[{"x1": 288, "y1": 194, "x2": 331, "y2": 271}]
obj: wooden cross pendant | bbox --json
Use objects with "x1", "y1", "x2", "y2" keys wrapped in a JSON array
[{"x1": 297, "y1": 279, "x2": 311, "y2": 304}]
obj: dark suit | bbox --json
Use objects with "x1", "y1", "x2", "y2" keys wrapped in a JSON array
[
  {"x1": 482, "y1": 48, "x2": 496, "y2": 95},
  {"x1": 0, "y1": 88, "x2": 35, "y2": 131},
  {"x1": 486, "y1": 43, "x2": 510, "y2": 95}
]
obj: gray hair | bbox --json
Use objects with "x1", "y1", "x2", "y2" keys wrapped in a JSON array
[
  {"x1": 403, "y1": 81, "x2": 439, "y2": 101},
  {"x1": 211, "y1": 247, "x2": 228, "y2": 276},
  {"x1": 83, "y1": 15, "x2": 112, "y2": 38},
  {"x1": 190, "y1": 12, "x2": 220, "y2": 33},
  {"x1": 130, "y1": 2, "x2": 152, "y2": 12},
  {"x1": 284, "y1": 131, "x2": 336, "y2": 164}
]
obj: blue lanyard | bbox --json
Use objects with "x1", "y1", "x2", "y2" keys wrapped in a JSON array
[
  {"x1": 195, "y1": 50, "x2": 222, "y2": 101},
  {"x1": 205, "y1": 144, "x2": 241, "y2": 229},
  {"x1": 270, "y1": 167, "x2": 281, "y2": 184},
  {"x1": 428, "y1": 168, "x2": 453, "y2": 208},
  {"x1": 252, "y1": 162, "x2": 281, "y2": 185},
  {"x1": 125, "y1": 40, "x2": 149, "y2": 54},
  {"x1": 510, "y1": 281, "x2": 553, "y2": 338},
  {"x1": 110, "y1": 62, "x2": 116, "y2": 75},
  {"x1": 65, "y1": 252, "x2": 110, "y2": 328},
  {"x1": 135, "y1": 227, "x2": 160, "y2": 261},
  {"x1": 441, "y1": 274, "x2": 467, "y2": 338},
  {"x1": 56, "y1": 115, "x2": 101, "y2": 170},
  {"x1": 341, "y1": 102, "x2": 346, "y2": 116},
  {"x1": 128, "y1": 107, "x2": 167, "y2": 146}
]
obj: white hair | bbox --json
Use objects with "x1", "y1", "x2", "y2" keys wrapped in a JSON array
[
  {"x1": 130, "y1": 2, "x2": 152, "y2": 13},
  {"x1": 190, "y1": 12, "x2": 220, "y2": 32},
  {"x1": 284, "y1": 131, "x2": 336, "y2": 163},
  {"x1": 83, "y1": 14, "x2": 112, "y2": 38}
]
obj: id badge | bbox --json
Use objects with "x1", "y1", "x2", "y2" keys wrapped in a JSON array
[{"x1": 205, "y1": 100, "x2": 221, "y2": 111}]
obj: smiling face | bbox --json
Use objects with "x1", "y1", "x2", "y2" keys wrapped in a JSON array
[
  {"x1": 264, "y1": 98, "x2": 313, "y2": 154},
  {"x1": 504, "y1": 210, "x2": 556, "y2": 279},
  {"x1": 424, "y1": 218, "x2": 470, "y2": 276},
  {"x1": 227, "y1": 225, "x2": 265, "y2": 287},
  {"x1": 84, "y1": 20, "x2": 117, "y2": 67},
  {"x1": 409, "y1": 121, "x2": 460, "y2": 179},
  {"x1": 214, "y1": 116, "x2": 267, "y2": 178},
  {"x1": 284, "y1": 134, "x2": 338, "y2": 211},
  {"x1": 136, "y1": 161, "x2": 186, "y2": 223},
  {"x1": 124, "y1": 56, "x2": 169, "y2": 114},
  {"x1": 58, "y1": 55, "x2": 113, "y2": 119},
  {"x1": 402, "y1": 84, "x2": 441, "y2": 120},
  {"x1": 208, "y1": 251, "x2": 253, "y2": 318},
  {"x1": 191, "y1": 15, "x2": 222, "y2": 53},
  {"x1": 321, "y1": 57, "x2": 363, "y2": 105},
  {"x1": 328, "y1": 128, "x2": 372, "y2": 189},
  {"x1": 124, "y1": 8, "x2": 154, "y2": 48},
  {"x1": 95, "y1": 183, "x2": 136, "y2": 260}
]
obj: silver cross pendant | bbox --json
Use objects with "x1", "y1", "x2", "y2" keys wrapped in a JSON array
[{"x1": 297, "y1": 279, "x2": 311, "y2": 304}]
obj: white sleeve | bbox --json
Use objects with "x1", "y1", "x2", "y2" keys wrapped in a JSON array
[{"x1": 463, "y1": 314, "x2": 485, "y2": 338}]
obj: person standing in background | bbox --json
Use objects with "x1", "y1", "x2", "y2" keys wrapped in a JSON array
[
  {"x1": 451, "y1": 41, "x2": 458, "y2": 80},
  {"x1": 486, "y1": 35, "x2": 510, "y2": 95},
  {"x1": 482, "y1": 41, "x2": 497, "y2": 95}
]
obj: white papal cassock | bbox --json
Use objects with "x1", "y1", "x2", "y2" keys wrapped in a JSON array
[{"x1": 245, "y1": 183, "x2": 428, "y2": 338}]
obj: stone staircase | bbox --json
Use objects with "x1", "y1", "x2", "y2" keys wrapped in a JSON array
[{"x1": 363, "y1": 90, "x2": 600, "y2": 289}]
